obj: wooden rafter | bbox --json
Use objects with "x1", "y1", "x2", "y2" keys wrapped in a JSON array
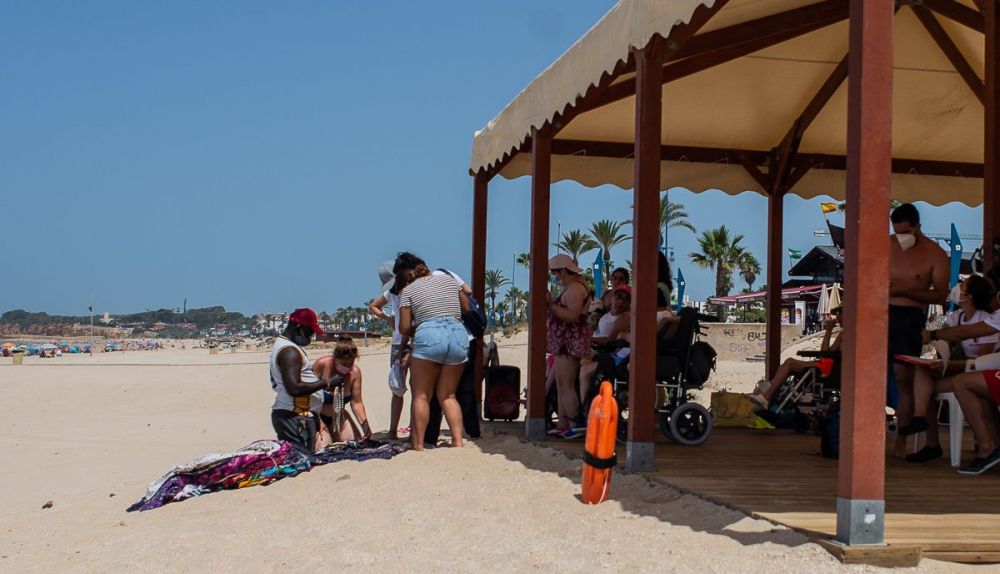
[
  {"x1": 920, "y1": 0, "x2": 985, "y2": 33},
  {"x1": 912, "y1": 5, "x2": 986, "y2": 103},
  {"x1": 547, "y1": 139, "x2": 984, "y2": 179},
  {"x1": 769, "y1": 54, "x2": 850, "y2": 193}
]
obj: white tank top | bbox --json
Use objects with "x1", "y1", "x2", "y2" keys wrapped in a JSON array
[
  {"x1": 595, "y1": 311, "x2": 621, "y2": 337},
  {"x1": 270, "y1": 337, "x2": 322, "y2": 414}
]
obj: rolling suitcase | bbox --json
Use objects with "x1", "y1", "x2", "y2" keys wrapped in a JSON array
[{"x1": 484, "y1": 364, "x2": 521, "y2": 421}]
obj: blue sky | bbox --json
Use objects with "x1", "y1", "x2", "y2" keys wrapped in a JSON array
[{"x1": 1, "y1": 1, "x2": 984, "y2": 316}]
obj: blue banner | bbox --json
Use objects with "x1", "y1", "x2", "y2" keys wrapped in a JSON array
[
  {"x1": 593, "y1": 251, "x2": 604, "y2": 299},
  {"x1": 676, "y1": 268, "x2": 686, "y2": 311},
  {"x1": 950, "y1": 224, "x2": 962, "y2": 311}
]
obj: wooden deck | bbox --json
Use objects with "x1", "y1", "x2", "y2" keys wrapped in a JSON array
[{"x1": 489, "y1": 423, "x2": 1000, "y2": 564}]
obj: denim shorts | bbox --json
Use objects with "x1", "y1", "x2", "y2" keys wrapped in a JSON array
[{"x1": 412, "y1": 316, "x2": 469, "y2": 365}]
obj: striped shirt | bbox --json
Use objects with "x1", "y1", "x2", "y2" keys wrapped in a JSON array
[{"x1": 399, "y1": 274, "x2": 461, "y2": 326}]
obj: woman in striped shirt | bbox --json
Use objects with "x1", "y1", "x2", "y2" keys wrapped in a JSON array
[{"x1": 395, "y1": 252, "x2": 471, "y2": 450}]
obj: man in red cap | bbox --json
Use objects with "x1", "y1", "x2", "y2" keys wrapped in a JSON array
[{"x1": 269, "y1": 308, "x2": 336, "y2": 453}]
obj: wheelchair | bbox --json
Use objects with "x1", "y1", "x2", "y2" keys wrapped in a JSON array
[
  {"x1": 584, "y1": 308, "x2": 717, "y2": 446},
  {"x1": 760, "y1": 350, "x2": 841, "y2": 434}
]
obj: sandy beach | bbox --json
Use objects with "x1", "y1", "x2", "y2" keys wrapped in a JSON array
[{"x1": 0, "y1": 336, "x2": 977, "y2": 573}]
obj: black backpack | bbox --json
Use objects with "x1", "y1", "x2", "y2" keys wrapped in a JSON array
[
  {"x1": 686, "y1": 341, "x2": 717, "y2": 386},
  {"x1": 462, "y1": 293, "x2": 488, "y2": 339},
  {"x1": 437, "y1": 269, "x2": 487, "y2": 339}
]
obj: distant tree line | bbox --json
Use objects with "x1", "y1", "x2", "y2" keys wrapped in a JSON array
[{"x1": 0, "y1": 306, "x2": 253, "y2": 331}]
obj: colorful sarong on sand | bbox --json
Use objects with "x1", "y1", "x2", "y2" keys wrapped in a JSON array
[{"x1": 127, "y1": 439, "x2": 409, "y2": 512}]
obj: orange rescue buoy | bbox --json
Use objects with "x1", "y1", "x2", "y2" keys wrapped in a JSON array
[{"x1": 581, "y1": 381, "x2": 618, "y2": 504}]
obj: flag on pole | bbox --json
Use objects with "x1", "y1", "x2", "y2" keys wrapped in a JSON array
[
  {"x1": 821, "y1": 202, "x2": 838, "y2": 214},
  {"x1": 788, "y1": 248, "x2": 803, "y2": 261}
]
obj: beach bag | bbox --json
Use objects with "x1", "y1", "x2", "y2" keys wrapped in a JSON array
[
  {"x1": 387, "y1": 361, "x2": 406, "y2": 397},
  {"x1": 710, "y1": 391, "x2": 758, "y2": 428},
  {"x1": 462, "y1": 293, "x2": 488, "y2": 339},
  {"x1": 687, "y1": 341, "x2": 717, "y2": 386},
  {"x1": 437, "y1": 268, "x2": 487, "y2": 339},
  {"x1": 819, "y1": 401, "x2": 841, "y2": 459}
]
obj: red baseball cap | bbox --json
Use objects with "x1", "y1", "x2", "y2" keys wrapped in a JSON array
[
  {"x1": 613, "y1": 284, "x2": 632, "y2": 297},
  {"x1": 289, "y1": 308, "x2": 324, "y2": 336}
]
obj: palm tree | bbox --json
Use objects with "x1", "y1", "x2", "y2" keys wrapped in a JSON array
[
  {"x1": 661, "y1": 197, "x2": 697, "y2": 235},
  {"x1": 736, "y1": 248, "x2": 761, "y2": 292},
  {"x1": 588, "y1": 219, "x2": 630, "y2": 287},
  {"x1": 554, "y1": 229, "x2": 598, "y2": 264},
  {"x1": 504, "y1": 287, "x2": 527, "y2": 324},
  {"x1": 689, "y1": 226, "x2": 748, "y2": 297},
  {"x1": 484, "y1": 268, "x2": 510, "y2": 328},
  {"x1": 516, "y1": 252, "x2": 531, "y2": 271}
]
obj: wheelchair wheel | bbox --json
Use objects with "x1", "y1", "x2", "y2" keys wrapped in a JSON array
[
  {"x1": 616, "y1": 391, "x2": 629, "y2": 443},
  {"x1": 668, "y1": 403, "x2": 712, "y2": 446}
]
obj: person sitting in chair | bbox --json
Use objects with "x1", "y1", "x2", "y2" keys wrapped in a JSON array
[
  {"x1": 576, "y1": 285, "x2": 631, "y2": 420},
  {"x1": 900, "y1": 274, "x2": 997, "y2": 463},
  {"x1": 748, "y1": 305, "x2": 843, "y2": 411}
]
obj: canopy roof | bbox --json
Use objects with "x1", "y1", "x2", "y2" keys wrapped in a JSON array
[
  {"x1": 708, "y1": 283, "x2": 824, "y2": 305},
  {"x1": 470, "y1": 0, "x2": 987, "y2": 206}
]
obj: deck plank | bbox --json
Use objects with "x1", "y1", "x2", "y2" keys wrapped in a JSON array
[{"x1": 489, "y1": 423, "x2": 1000, "y2": 564}]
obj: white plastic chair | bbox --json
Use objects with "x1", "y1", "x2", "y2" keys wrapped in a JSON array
[{"x1": 912, "y1": 392, "x2": 963, "y2": 467}]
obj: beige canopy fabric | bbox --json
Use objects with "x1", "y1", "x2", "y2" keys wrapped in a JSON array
[{"x1": 470, "y1": 0, "x2": 987, "y2": 206}]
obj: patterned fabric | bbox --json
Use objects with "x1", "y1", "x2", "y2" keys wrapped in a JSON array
[
  {"x1": 127, "y1": 439, "x2": 408, "y2": 512},
  {"x1": 547, "y1": 283, "x2": 592, "y2": 359},
  {"x1": 310, "y1": 439, "x2": 409, "y2": 465}
]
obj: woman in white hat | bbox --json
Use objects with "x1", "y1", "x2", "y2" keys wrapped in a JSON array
[{"x1": 546, "y1": 253, "x2": 593, "y2": 436}]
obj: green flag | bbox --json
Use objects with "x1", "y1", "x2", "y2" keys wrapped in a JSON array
[{"x1": 788, "y1": 248, "x2": 802, "y2": 260}]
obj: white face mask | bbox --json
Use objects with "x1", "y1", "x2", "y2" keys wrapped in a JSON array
[
  {"x1": 948, "y1": 284, "x2": 962, "y2": 305},
  {"x1": 896, "y1": 233, "x2": 916, "y2": 251}
]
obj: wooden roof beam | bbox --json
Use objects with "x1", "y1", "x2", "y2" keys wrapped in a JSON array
[
  {"x1": 912, "y1": 5, "x2": 986, "y2": 103},
  {"x1": 918, "y1": 0, "x2": 985, "y2": 33},
  {"x1": 548, "y1": 139, "x2": 984, "y2": 179}
]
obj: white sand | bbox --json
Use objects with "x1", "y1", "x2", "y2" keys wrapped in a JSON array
[{"x1": 0, "y1": 339, "x2": 974, "y2": 572}]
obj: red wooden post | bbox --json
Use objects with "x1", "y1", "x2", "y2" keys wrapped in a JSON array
[
  {"x1": 985, "y1": 0, "x2": 1000, "y2": 268},
  {"x1": 837, "y1": 0, "x2": 893, "y2": 546},
  {"x1": 526, "y1": 128, "x2": 551, "y2": 440},
  {"x1": 471, "y1": 171, "x2": 489, "y2": 407},
  {"x1": 765, "y1": 192, "x2": 784, "y2": 380},
  {"x1": 626, "y1": 38, "x2": 663, "y2": 472}
]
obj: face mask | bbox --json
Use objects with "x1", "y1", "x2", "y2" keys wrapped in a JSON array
[
  {"x1": 948, "y1": 284, "x2": 962, "y2": 305},
  {"x1": 896, "y1": 233, "x2": 916, "y2": 251},
  {"x1": 335, "y1": 363, "x2": 351, "y2": 375}
]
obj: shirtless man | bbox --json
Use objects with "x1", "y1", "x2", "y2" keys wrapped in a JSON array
[{"x1": 888, "y1": 203, "x2": 949, "y2": 458}]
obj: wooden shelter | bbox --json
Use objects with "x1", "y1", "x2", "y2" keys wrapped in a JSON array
[{"x1": 469, "y1": 0, "x2": 998, "y2": 548}]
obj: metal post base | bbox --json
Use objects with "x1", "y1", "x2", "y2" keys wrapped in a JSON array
[
  {"x1": 624, "y1": 441, "x2": 655, "y2": 472},
  {"x1": 525, "y1": 417, "x2": 547, "y2": 440},
  {"x1": 836, "y1": 498, "x2": 885, "y2": 546}
]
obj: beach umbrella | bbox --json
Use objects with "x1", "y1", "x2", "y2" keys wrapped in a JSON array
[
  {"x1": 817, "y1": 284, "x2": 830, "y2": 316},
  {"x1": 40, "y1": 343, "x2": 57, "y2": 350},
  {"x1": 828, "y1": 283, "x2": 842, "y2": 311},
  {"x1": 58, "y1": 341, "x2": 69, "y2": 347},
  {"x1": 1, "y1": 342, "x2": 14, "y2": 348}
]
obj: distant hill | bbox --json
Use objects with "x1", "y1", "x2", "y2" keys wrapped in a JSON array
[{"x1": 0, "y1": 306, "x2": 253, "y2": 336}]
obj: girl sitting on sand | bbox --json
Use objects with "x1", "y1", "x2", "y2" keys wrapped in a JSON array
[{"x1": 314, "y1": 338, "x2": 371, "y2": 447}]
